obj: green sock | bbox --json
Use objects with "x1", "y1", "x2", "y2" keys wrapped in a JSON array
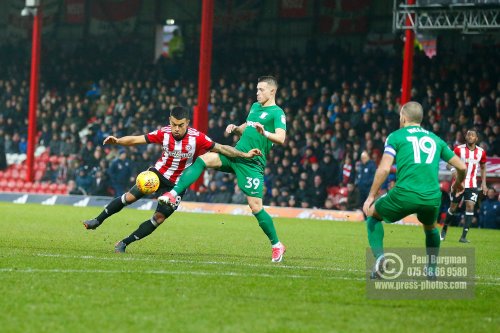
[
  {"x1": 425, "y1": 228, "x2": 440, "y2": 273},
  {"x1": 173, "y1": 158, "x2": 206, "y2": 193},
  {"x1": 254, "y1": 209, "x2": 279, "y2": 245},
  {"x1": 366, "y1": 216, "x2": 384, "y2": 259}
]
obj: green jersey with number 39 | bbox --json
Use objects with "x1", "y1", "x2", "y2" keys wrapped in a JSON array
[
  {"x1": 235, "y1": 102, "x2": 286, "y2": 166},
  {"x1": 384, "y1": 125, "x2": 455, "y2": 203}
]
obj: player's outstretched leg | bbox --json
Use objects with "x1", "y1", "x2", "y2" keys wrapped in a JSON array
[
  {"x1": 159, "y1": 158, "x2": 207, "y2": 206},
  {"x1": 158, "y1": 192, "x2": 177, "y2": 207},
  {"x1": 83, "y1": 193, "x2": 135, "y2": 229}
]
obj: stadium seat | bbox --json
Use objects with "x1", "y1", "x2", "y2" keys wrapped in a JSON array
[
  {"x1": 49, "y1": 156, "x2": 59, "y2": 164},
  {"x1": 327, "y1": 186, "x2": 340, "y2": 196},
  {"x1": 34, "y1": 170, "x2": 44, "y2": 181},
  {"x1": 36, "y1": 161, "x2": 47, "y2": 170},
  {"x1": 48, "y1": 183, "x2": 58, "y2": 193},
  {"x1": 31, "y1": 182, "x2": 42, "y2": 193},
  {"x1": 338, "y1": 187, "x2": 349, "y2": 196},
  {"x1": 11, "y1": 169, "x2": 20, "y2": 179},
  {"x1": 39, "y1": 182, "x2": 50, "y2": 193},
  {"x1": 22, "y1": 182, "x2": 33, "y2": 193},
  {"x1": 57, "y1": 184, "x2": 67, "y2": 194},
  {"x1": 6, "y1": 181, "x2": 16, "y2": 192},
  {"x1": 39, "y1": 153, "x2": 49, "y2": 163},
  {"x1": 3, "y1": 169, "x2": 12, "y2": 178}
]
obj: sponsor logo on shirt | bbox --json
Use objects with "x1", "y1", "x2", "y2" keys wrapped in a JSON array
[{"x1": 163, "y1": 148, "x2": 193, "y2": 158}]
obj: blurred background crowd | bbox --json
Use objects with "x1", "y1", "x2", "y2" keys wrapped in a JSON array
[{"x1": 0, "y1": 39, "x2": 499, "y2": 228}]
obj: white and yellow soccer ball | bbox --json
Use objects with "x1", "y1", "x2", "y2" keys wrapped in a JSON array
[{"x1": 136, "y1": 171, "x2": 160, "y2": 195}]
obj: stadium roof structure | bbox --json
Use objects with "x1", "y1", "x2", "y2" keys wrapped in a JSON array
[{"x1": 393, "y1": 1, "x2": 500, "y2": 33}]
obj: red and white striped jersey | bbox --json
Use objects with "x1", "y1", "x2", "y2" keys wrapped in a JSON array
[
  {"x1": 145, "y1": 126, "x2": 215, "y2": 184},
  {"x1": 453, "y1": 144, "x2": 486, "y2": 188}
]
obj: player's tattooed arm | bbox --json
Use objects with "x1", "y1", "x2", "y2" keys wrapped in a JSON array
[{"x1": 212, "y1": 143, "x2": 262, "y2": 159}]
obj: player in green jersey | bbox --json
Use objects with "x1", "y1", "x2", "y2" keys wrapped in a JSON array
[
  {"x1": 362, "y1": 101, "x2": 466, "y2": 279},
  {"x1": 159, "y1": 76, "x2": 287, "y2": 262}
]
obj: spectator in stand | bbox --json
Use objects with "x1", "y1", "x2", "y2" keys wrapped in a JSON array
[
  {"x1": 295, "y1": 179, "x2": 314, "y2": 208},
  {"x1": 48, "y1": 133, "x2": 63, "y2": 156},
  {"x1": 89, "y1": 170, "x2": 110, "y2": 196},
  {"x1": 356, "y1": 151, "x2": 376, "y2": 204},
  {"x1": 479, "y1": 188, "x2": 500, "y2": 229},
  {"x1": 67, "y1": 180, "x2": 85, "y2": 195},
  {"x1": 346, "y1": 182, "x2": 361, "y2": 211},
  {"x1": 340, "y1": 154, "x2": 354, "y2": 186},
  {"x1": 0, "y1": 129, "x2": 6, "y2": 170},
  {"x1": 41, "y1": 162, "x2": 58, "y2": 183},
  {"x1": 75, "y1": 165, "x2": 93, "y2": 195},
  {"x1": 310, "y1": 175, "x2": 327, "y2": 208},
  {"x1": 107, "y1": 150, "x2": 132, "y2": 196},
  {"x1": 319, "y1": 153, "x2": 339, "y2": 187},
  {"x1": 80, "y1": 141, "x2": 96, "y2": 166},
  {"x1": 55, "y1": 157, "x2": 69, "y2": 184},
  {"x1": 231, "y1": 184, "x2": 247, "y2": 204}
]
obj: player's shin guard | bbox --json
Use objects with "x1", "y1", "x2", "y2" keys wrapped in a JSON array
[
  {"x1": 122, "y1": 217, "x2": 159, "y2": 245},
  {"x1": 96, "y1": 194, "x2": 128, "y2": 223},
  {"x1": 172, "y1": 158, "x2": 206, "y2": 195},
  {"x1": 254, "y1": 209, "x2": 279, "y2": 245},
  {"x1": 366, "y1": 216, "x2": 384, "y2": 260},
  {"x1": 461, "y1": 212, "x2": 473, "y2": 239}
]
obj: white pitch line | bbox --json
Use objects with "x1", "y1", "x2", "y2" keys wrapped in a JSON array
[
  {"x1": 35, "y1": 252, "x2": 364, "y2": 273},
  {"x1": 1, "y1": 268, "x2": 498, "y2": 286},
  {"x1": 31, "y1": 253, "x2": 500, "y2": 284},
  {"x1": 3, "y1": 252, "x2": 497, "y2": 285},
  {"x1": 0, "y1": 267, "x2": 363, "y2": 281}
]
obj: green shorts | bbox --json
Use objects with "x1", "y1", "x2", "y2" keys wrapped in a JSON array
[
  {"x1": 218, "y1": 155, "x2": 264, "y2": 198},
  {"x1": 374, "y1": 188, "x2": 440, "y2": 226}
]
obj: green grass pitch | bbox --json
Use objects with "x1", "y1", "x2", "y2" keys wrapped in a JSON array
[{"x1": 0, "y1": 202, "x2": 498, "y2": 333}]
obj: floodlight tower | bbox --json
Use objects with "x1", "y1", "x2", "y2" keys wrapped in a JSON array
[{"x1": 23, "y1": 0, "x2": 42, "y2": 182}]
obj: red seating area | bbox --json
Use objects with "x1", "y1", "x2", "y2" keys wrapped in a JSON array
[
  {"x1": 327, "y1": 186, "x2": 349, "y2": 207},
  {"x1": 0, "y1": 151, "x2": 68, "y2": 195}
]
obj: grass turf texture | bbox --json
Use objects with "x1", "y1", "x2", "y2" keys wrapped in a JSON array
[{"x1": 0, "y1": 202, "x2": 498, "y2": 333}]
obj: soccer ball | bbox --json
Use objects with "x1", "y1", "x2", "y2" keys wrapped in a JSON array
[{"x1": 136, "y1": 171, "x2": 160, "y2": 194}]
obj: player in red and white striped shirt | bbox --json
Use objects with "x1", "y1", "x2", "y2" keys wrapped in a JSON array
[
  {"x1": 83, "y1": 106, "x2": 261, "y2": 252},
  {"x1": 441, "y1": 129, "x2": 488, "y2": 243}
]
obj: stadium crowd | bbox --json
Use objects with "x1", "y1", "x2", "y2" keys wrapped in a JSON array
[{"x1": 0, "y1": 40, "x2": 499, "y2": 228}]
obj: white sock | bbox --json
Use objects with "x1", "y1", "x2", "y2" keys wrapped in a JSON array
[{"x1": 272, "y1": 242, "x2": 282, "y2": 248}]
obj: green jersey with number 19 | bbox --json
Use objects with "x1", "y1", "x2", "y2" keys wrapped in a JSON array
[
  {"x1": 235, "y1": 102, "x2": 287, "y2": 166},
  {"x1": 384, "y1": 125, "x2": 455, "y2": 204}
]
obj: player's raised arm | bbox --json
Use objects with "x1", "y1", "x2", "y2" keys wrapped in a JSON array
[
  {"x1": 211, "y1": 143, "x2": 261, "y2": 159},
  {"x1": 225, "y1": 123, "x2": 247, "y2": 136},
  {"x1": 103, "y1": 135, "x2": 147, "y2": 146},
  {"x1": 254, "y1": 123, "x2": 286, "y2": 145}
]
